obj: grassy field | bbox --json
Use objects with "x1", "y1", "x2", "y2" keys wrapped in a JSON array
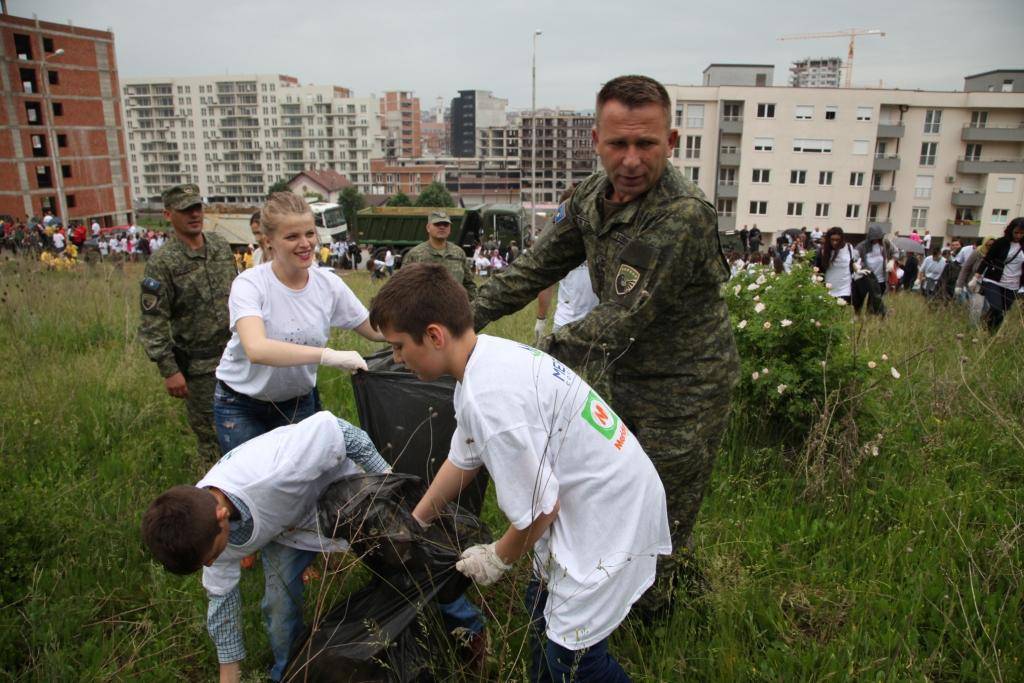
[{"x1": 0, "y1": 257, "x2": 1021, "y2": 681}]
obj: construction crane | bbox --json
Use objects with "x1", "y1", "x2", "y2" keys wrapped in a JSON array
[{"x1": 779, "y1": 29, "x2": 885, "y2": 88}]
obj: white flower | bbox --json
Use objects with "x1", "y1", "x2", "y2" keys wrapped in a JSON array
[
  {"x1": 815, "y1": 321, "x2": 822, "y2": 327},
  {"x1": 780, "y1": 319, "x2": 792, "y2": 327},
  {"x1": 777, "y1": 384, "x2": 787, "y2": 395},
  {"x1": 753, "y1": 295, "x2": 760, "y2": 301},
  {"x1": 763, "y1": 321, "x2": 772, "y2": 330},
  {"x1": 752, "y1": 371, "x2": 760, "y2": 381},
  {"x1": 755, "y1": 274, "x2": 767, "y2": 285},
  {"x1": 747, "y1": 282, "x2": 760, "y2": 291},
  {"x1": 733, "y1": 284, "x2": 742, "y2": 296},
  {"x1": 868, "y1": 361, "x2": 876, "y2": 369},
  {"x1": 835, "y1": 297, "x2": 847, "y2": 306},
  {"x1": 881, "y1": 354, "x2": 889, "y2": 361},
  {"x1": 737, "y1": 319, "x2": 748, "y2": 329},
  {"x1": 754, "y1": 302, "x2": 766, "y2": 313},
  {"x1": 890, "y1": 367, "x2": 901, "y2": 379},
  {"x1": 820, "y1": 360, "x2": 827, "y2": 367},
  {"x1": 825, "y1": 282, "x2": 833, "y2": 290},
  {"x1": 813, "y1": 266, "x2": 820, "y2": 273},
  {"x1": 761, "y1": 367, "x2": 770, "y2": 375},
  {"x1": 809, "y1": 318, "x2": 816, "y2": 324}
]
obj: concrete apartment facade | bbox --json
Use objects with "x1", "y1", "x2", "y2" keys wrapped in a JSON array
[
  {"x1": 519, "y1": 110, "x2": 597, "y2": 206},
  {"x1": 379, "y1": 90, "x2": 421, "y2": 159},
  {"x1": 368, "y1": 158, "x2": 443, "y2": 196},
  {"x1": 122, "y1": 74, "x2": 383, "y2": 206},
  {"x1": 790, "y1": 58, "x2": 843, "y2": 88},
  {"x1": 379, "y1": 156, "x2": 522, "y2": 205},
  {"x1": 666, "y1": 75, "x2": 1024, "y2": 243},
  {"x1": 450, "y1": 89, "x2": 507, "y2": 157},
  {"x1": 0, "y1": 14, "x2": 132, "y2": 225}
]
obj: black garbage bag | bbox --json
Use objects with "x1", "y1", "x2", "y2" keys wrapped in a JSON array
[
  {"x1": 351, "y1": 350, "x2": 489, "y2": 516},
  {"x1": 282, "y1": 473, "x2": 492, "y2": 682}
]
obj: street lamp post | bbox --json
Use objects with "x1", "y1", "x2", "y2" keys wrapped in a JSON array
[
  {"x1": 531, "y1": 29, "x2": 542, "y2": 238},
  {"x1": 39, "y1": 48, "x2": 67, "y2": 223}
]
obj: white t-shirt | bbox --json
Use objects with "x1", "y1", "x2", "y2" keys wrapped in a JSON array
[
  {"x1": 955, "y1": 244, "x2": 974, "y2": 265},
  {"x1": 197, "y1": 411, "x2": 358, "y2": 596},
  {"x1": 216, "y1": 263, "x2": 368, "y2": 401},
  {"x1": 865, "y1": 244, "x2": 886, "y2": 283},
  {"x1": 922, "y1": 234, "x2": 932, "y2": 250},
  {"x1": 91, "y1": 222, "x2": 100, "y2": 236},
  {"x1": 553, "y1": 263, "x2": 599, "y2": 331},
  {"x1": 922, "y1": 256, "x2": 946, "y2": 281},
  {"x1": 824, "y1": 245, "x2": 858, "y2": 298},
  {"x1": 994, "y1": 244, "x2": 1024, "y2": 290},
  {"x1": 448, "y1": 335, "x2": 671, "y2": 651},
  {"x1": 811, "y1": 228, "x2": 823, "y2": 241},
  {"x1": 384, "y1": 250, "x2": 394, "y2": 267},
  {"x1": 98, "y1": 240, "x2": 109, "y2": 255},
  {"x1": 52, "y1": 232, "x2": 65, "y2": 249}
]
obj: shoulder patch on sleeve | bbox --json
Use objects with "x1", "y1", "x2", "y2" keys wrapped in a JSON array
[
  {"x1": 554, "y1": 201, "x2": 568, "y2": 225},
  {"x1": 141, "y1": 277, "x2": 162, "y2": 294}
]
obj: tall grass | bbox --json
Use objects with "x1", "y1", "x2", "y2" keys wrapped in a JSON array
[{"x1": 0, "y1": 257, "x2": 1020, "y2": 681}]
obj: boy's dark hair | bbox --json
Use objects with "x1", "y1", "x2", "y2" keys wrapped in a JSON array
[
  {"x1": 596, "y1": 75, "x2": 671, "y2": 128},
  {"x1": 141, "y1": 485, "x2": 220, "y2": 575},
  {"x1": 250, "y1": 211, "x2": 261, "y2": 225},
  {"x1": 370, "y1": 262, "x2": 472, "y2": 340}
]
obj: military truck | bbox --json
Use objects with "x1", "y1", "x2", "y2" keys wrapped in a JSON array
[{"x1": 354, "y1": 204, "x2": 527, "y2": 263}]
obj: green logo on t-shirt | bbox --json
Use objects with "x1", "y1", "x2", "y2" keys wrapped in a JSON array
[{"x1": 581, "y1": 391, "x2": 619, "y2": 439}]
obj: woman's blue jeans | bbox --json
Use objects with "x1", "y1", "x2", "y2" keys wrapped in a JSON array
[{"x1": 213, "y1": 381, "x2": 321, "y2": 456}]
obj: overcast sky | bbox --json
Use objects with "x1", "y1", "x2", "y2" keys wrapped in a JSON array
[{"x1": 17, "y1": 0, "x2": 1023, "y2": 111}]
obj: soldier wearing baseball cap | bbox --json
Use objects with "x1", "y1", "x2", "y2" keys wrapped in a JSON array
[
  {"x1": 138, "y1": 183, "x2": 237, "y2": 462},
  {"x1": 402, "y1": 209, "x2": 476, "y2": 299}
]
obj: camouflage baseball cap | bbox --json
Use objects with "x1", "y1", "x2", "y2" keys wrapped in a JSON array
[
  {"x1": 428, "y1": 210, "x2": 451, "y2": 224},
  {"x1": 162, "y1": 184, "x2": 203, "y2": 211}
]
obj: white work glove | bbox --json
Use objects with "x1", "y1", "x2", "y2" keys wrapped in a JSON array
[
  {"x1": 319, "y1": 348, "x2": 368, "y2": 373},
  {"x1": 533, "y1": 318, "x2": 547, "y2": 347},
  {"x1": 455, "y1": 542, "x2": 512, "y2": 586},
  {"x1": 954, "y1": 286, "x2": 964, "y2": 297}
]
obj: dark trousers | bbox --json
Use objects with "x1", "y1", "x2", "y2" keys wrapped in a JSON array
[
  {"x1": 982, "y1": 281, "x2": 1016, "y2": 332},
  {"x1": 525, "y1": 580, "x2": 630, "y2": 683}
]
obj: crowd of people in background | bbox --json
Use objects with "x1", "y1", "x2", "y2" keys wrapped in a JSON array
[
  {"x1": 727, "y1": 217, "x2": 1024, "y2": 332},
  {"x1": 0, "y1": 210, "x2": 170, "y2": 262}
]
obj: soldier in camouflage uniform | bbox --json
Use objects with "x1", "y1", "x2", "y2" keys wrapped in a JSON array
[
  {"x1": 472, "y1": 75, "x2": 739, "y2": 612},
  {"x1": 138, "y1": 184, "x2": 237, "y2": 461},
  {"x1": 400, "y1": 210, "x2": 476, "y2": 299}
]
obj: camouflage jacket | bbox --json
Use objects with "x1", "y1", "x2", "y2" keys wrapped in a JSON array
[
  {"x1": 473, "y1": 165, "x2": 739, "y2": 405},
  {"x1": 138, "y1": 232, "x2": 237, "y2": 378},
  {"x1": 402, "y1": 240, "x2": 476, "y2": 299}
]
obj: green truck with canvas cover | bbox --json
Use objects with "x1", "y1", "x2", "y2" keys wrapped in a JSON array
[{"x1": 355, "y1": 204, "x2": 527, "y2": 262}]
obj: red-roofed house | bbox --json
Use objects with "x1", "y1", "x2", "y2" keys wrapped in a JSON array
[{"x1": 286, "y1": 169, "x2": 353, "y2": 203}]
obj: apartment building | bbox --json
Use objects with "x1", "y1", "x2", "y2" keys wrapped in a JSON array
[
  {"x1": 368, "y1": 158, "x2": 443, "y2": 196},
  {"x1": 450, "y1": 89, "x2": 507, "y2": 157},
  {"x1": 379, "y1": 90, "x2": 421, "y2": 159},
  {"x1": 378, "y1": 156, "x2": 521, "y2": 205},
  {"x1": 666, "y1": 69, "x2": 1024, "y2": 243},
  {"x1": 122, "y1": 74, "x2": 384, "y2": 205},
  {"x1": 476, "y1": 121, "x2": 519, "y2": 159},
  {"x1": 790, "y1": 58, "x2": 843, "y2": 88},
  {"x1": 519, "y1": 110, "x2": 596, "y2": 206},
  {"x1": 0, "y1": 14, "x2": 132, "y2": 225}
]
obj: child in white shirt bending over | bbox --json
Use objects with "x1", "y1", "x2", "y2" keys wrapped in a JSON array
[{"x1": 369, "y1": 262, "x2": 671, "y2": 682}]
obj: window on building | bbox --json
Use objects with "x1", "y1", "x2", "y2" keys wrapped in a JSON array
[
  {"x1": 685, "y1": 135, "x2": 701, "y2": 159},
  {"x1": 970, "y1": 111, "x2": 989, "y2": 128},
  {"x1": 1002, "y1": 79, "x2": 1013, "y2": 93},
  {"x1": 52, "y1": 102, "x2": 63, "y2": 117},
  {"x1": 793, "y1": 138, "x2": 832, "y2": 153},
  {"x1": 755, "y1": 73, "x2": 767, "y2": 86},
  {"x1": 36, "y1": 165, "x2": 53, "y2": 188},
  {"x1": 856, "y1": 106, "x2": 873, "y2": 121},
  {"x1": 753, "y1": 137, "x2": 774, "y2": 151},
  {"x1": 61, "y1": 164, "x2": 71, "y2": 178},
  {"x1": 965, "y1": 144, "x2": 983, "y2": 161},
  {"x1": 723, "y1": 103, "x2": 742, "y2": 120},
  {"x1": 923, "y1": 109, "x2": 942, "y2": 134},
  {"x1": 875, "y1": 140, "x2": 888, "y2": 156},
  {"x1": 818, "y1": 170, "x2": 833, "y2": 186},
  {"x1": 911, "y1": 207, "x2": 929, "y2": 228},
  {"x1": 815, "y1": 202, "x2": 830, "y2": 217},
  {"x1": 47, "y1": 71, "x2": 59, "y2": 86},
  {"x1": 717, "y1": 198, "x2": 735, "y2": 216},
  {"x1": 996, "y1": 177, "x2": 1016, "y2": 193},
  {"x1": 790, "y1": 169, "x2": 807, "y2": 184},
  {"x1": 914, "y1": 175, "x2": 933, "y2": 199},
  {"x1": 719, "y1": 168, "x2": 736, "y2": 184},
  {"x1": 25, "y1": 101, "x2": 42, "y2": 124},
  {"x1": 66, "y1": 194, "x2": 76, "y2": 208},
  {"x1": 992, "y1": 209, "x2": 1009, "y2": 224},
  {"x1": 955, "y1": 208, "x2": 975, "y2": 223},
  {"x1": 752, "y1": 168, "x2": 770, "y2": 183},
  {"x1": 787, "y1": 202, "x2": 804, "y2": 216},
  {"x1": 43, "y1": 37, "x2": 56, "y2": 53},
  {"x1": 795, "y1": 105, "x2": 814, "y2": 120},
  {"x1": 824, "y1": 105, "x2": 838, "y2": 120},
  {"x1": 684, "y1": 166, "x2": 699, "y2": 182},
  {"x1": 686, "y1": 104, "x2": 705, "y2": 128},
  {"x1": 850, "y1": 172, "x2": 865, "y2": 187},
  {"x1": 57, "y1": 134, "x2": 67, "y2": 148},
  {"x1": 31, "y1": 134, "x2": 46, "y2": 157},
  {"x1": 749, "y1": 200, "x2": 768, "y2": 215},
  {"x1": 846, "y1": 204, "x2": 861, "y2": 218},
  {"x1": 920, "y1": 142, "x2": 937, "y2": 166},
  {"x1": 20, "y1": 68, "x2": 37, "y2": 94},
  {"x1": 852, "y1": 140, "x2": 869, "y2": 155},
  {"x1": 756, "y1": 103, "x2": 775, "y2": 118}
]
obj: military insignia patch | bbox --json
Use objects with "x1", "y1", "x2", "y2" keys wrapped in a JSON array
[
  {"x1": 614, "y1": 264, "x2": 641, "y2": 296},
  {"x1": 554, "y1": 201, "x2": 567, "y2": 224},
  {"x1": 141, "y1": 293, "x2": 158, "y2": 311}
]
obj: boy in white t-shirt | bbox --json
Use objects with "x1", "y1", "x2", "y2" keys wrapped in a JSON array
[
  {"x1": 369, "y1": 263, "x2": 671, "y2": 682},
  {"x1": 141, "y1": 411, "x2": 390, "y2": 682}
]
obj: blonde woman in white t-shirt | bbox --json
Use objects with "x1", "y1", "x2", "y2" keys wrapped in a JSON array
[{"x1": 214, "y1": 192, "x2": 385, "y2": 455}]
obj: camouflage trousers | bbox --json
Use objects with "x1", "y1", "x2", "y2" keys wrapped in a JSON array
[
  {"x1": 616, "y1": 383, "x2": 732, "y2": 615},
  {"x1": 184, "y1": 372, "x2": 220, "y2": 463}
]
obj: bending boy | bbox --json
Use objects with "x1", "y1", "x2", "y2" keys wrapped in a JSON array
[
  {"x1": 141, "y1": 411, "x2": 390, "y2": 682},
  {"x1": 370, "y1": 263, "x2": 671, "y2": 681}
]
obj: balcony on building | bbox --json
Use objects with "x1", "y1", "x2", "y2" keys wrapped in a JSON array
[
  {"x1": 876, "y1": 122, "x2": 905, "y2": 138},
  {"x1": 869, "y1": 185, "x2": 896, "y2": 203},
  {"x1": 951, "y1": 189, "x2": 986, "y2": 207},
  {"x1": 867, "y1": 219, "x2": 892, "y2": 233},
  {"x1": 961, "y1": 123, "x2": 1024, "y2": 143},
  {"x1": 956, "y1": 157, "x2": 1024, "y2": 174},
  {"x1": 946, "y1": 219, "x2": 982, "y2": 238},
  {"x1": 719, "y1": 145, "x2": 741, "y2": 167},
  {"x1": 718, "y1": 214, "x2": 736, "y2": 231},
  {"x1": 716, "y1": 181, "x2": 738, "y2": 199},
  {"x1": 719, "y1": 115, "x2": 743, "y2": 135},
  {"x1": 872, "y1": 153, "x2": 901, "y2": 171}
]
